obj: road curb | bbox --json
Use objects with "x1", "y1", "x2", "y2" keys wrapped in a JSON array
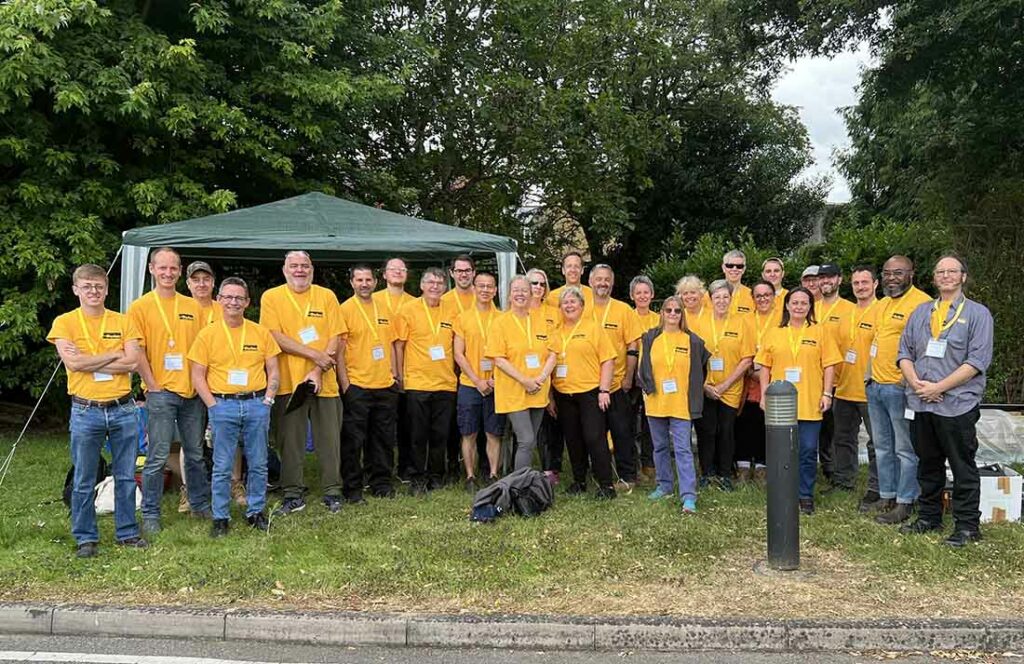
[{"x1": 1, "y1": 604, "x2": 1022, "y2": 653}]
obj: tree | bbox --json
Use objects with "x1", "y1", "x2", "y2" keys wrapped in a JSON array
[{"x1": 0, "y1": 0, "x2": 405, "y2": 395}]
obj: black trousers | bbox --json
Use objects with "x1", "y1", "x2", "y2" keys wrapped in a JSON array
[
  {"x1": 554, "y1": 389, "x2": 613, "y2": 488},
  {"x1": 341, "y1": 384, "x2": 399, "y2": 498},
  {"x1": 818, "y1": 408, "x2": 835, "y2": 477},
  {"x1": 734, "y1": 400, "x2": 766, "y2": 466},
  {"x1": 912, "y1": 409, "x2": 982, "y2": 532},
  {"x1": 607, "y1": 388, "x2": 637, "y2": 482},
  {"x1": 406, "y1": 390, "x2": 456, "y2": 489},
  {"x1": 696, "y1": 398, "x2": 737, "y2": 477},
  {"x1": 540, "y1": 411, "x2": 564, "y2": 473},
  {"x1": 831, "y1": 398, "x2": 875, "y2": 491},
  {"x1": 629, "y1": 386, "x2": 653, "y2": 468},
  {"x1": 396, "y1": 392, "x2": 412, "y2": 477}
]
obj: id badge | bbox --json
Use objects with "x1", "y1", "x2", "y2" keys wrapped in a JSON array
[
  {"x1": 429, "y1": 345, "x2": 446, "y2": 361},
  {"x1": 228, "y1": 369, "x2": 249, "y2": 387},
  {"x1": 904, "y1": 408, "x2": 915, "y2": 421},
  {"x1": 525, "y1": 353, "x2": 541, "y2": 370},
  {"x1": 555, "y1": 364, "x2": 568, "y2": 378},
  {"x1": 784, "y1": 367, "x2": 801, "y2": 384},
  {"x1": 662, "y1": 378, "x2": 678, "y2": 394},
  {"x1": 709, "y1": 357, "x2": 725, "y2": 372},
  {"x1": 480, "y1": 358, "x2": 494, "y2": 372},
  {"x1": 926, "y1": 339, "x2": 947, "y2": 358},
  {"x1": 298, "y1": 325, "x2": 319, "y2": 345},
  {"x1": 164, "y1": 353, "x2": 184, "y2": 371},
  {"x1": 869, "y1": 343, "x2": 878, "y2": 358},
  {"x1": 371, "y1": 345, "x2": 386, "y2": 361},
  {"x1": 844, "y1": 349, "x2": 858, "y2": 364},
  {"x1": 93, "y1": 372, "x2": 114, "y2": 382}
]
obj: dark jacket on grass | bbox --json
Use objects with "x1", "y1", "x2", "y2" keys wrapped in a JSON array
[
  {"x1": 470, "y1": 467, "x2": 554, "y2": 522},
  {"x1": 636, "y1": 327, "x2": 710, "y2": 419}
]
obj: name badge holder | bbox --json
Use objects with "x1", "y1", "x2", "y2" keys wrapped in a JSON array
[
  {"x1": 429, "y1": 345, "x2": 446, "y2": 361},
  {"x1": 164, "y1": 354, "x2": 184, "y2": 371},
  {"x1": 555, "y1": 364, "x2": 568, "y2": 379},
  {"x1": 299, "y1": 326, "x2": 319, "y2": 345},
  {"x1": 904, "y1": 408, "x2": 915, "y2": 421},
  {"x1": 662, "y1": 378, "x2": 679, "y2": 394},
  {"x1": 480, "y1": 358, "x2": 494, "y2": 372},
  {"x1": 93, "y1": 372, "x2": 114, "y2": 382},
  {"x1": 371, "y1": 345, "x2": 386, "y2": 361},
  {"x1": 926, "y1": 339, "x2": 948, "y2": 359},
  {"x1": 869, "y1": 343, "x2": 878, "y2": 358},
  {"x1": 525, "y1": 354, "x2": 541, "y2": 370},
  {"x1": 844, "y1": 349, "x2": 858, "y2": 364},
  {"x1": 709, "y1": 357, "x2": 725, "y2": 372},
  {"x1": 784, "y1": 367, "x2": 802, "y2": 384},
  {"x1": 228, "y1": 369, "x2": 249, "y2": 387}
]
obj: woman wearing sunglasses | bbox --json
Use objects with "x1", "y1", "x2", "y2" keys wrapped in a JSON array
[
  {"x1": 636, "y1": 295, "x2": 710, "y2": 513},
  {"x1": 755, "y1": 287, "x2": 842, "y2": 515},
  {"x1": 526, "y1": 268, "x2": 559, "y2": 330}
]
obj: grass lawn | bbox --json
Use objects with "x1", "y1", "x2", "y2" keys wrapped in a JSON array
[{"x1": 1, "y1": 433, "x2": 1022, "y2": 619}]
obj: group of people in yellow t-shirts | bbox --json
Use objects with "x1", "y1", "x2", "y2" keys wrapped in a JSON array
[{"x1": 49, "y1": 245, "x2": 993, "y2": 557}]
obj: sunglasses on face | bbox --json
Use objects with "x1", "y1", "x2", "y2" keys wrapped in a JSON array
[
  {"x1": 662, "y1": 307, "x2": 682, "y2": 314},
  {"x1": 724, "y1": 263, "x2": 745, "y2": 270},
  {"x1": 530, "y1": 281, "x2": 546, "y2": 286}
]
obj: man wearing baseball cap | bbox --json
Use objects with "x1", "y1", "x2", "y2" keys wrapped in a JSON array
[
  {"x1": 186, "y1": 261, "x2": 223, "y2": 326},
  {"x1": 801, "y1": 265, "x2": 821, "y2": 301}
]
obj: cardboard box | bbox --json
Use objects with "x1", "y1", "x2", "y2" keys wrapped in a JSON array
[{"x1": 979, "y1": 466, "x2": 1022, "y2": 523}]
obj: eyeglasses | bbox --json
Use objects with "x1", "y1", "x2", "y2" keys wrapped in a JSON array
[
  {"x1": 386, "y1": 267, "x2": 408, "y2": 273},
  {"x1": 753, "y1": 293, "x2": 774, "y2": 299},
  {"x1": 881, "y1": 270, "x2": 909, "y2": 278},
  {"x1": 423, "y1": 280, "x2": 445, "y2": 287},
  {"x1": 452, "y1": 268, "x2": 474, "y2": 275},
  {"x1": 724, "y1": 263, "x2": 745, "y2": 270},
  {"x1": 934, "y1": 269, "x2": 962, "y2": 277},
  {"x1": 76, "y1": 284, "x2": 105, "y2": 292},
  {"x1": 220, "y1": 295, "x2": 247, "y2": 302},
  {"x1": 662, "y1": 307, "x2": 682, "y2": 314}
]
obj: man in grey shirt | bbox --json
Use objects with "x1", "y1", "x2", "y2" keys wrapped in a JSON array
[{"x1": 896, "y1": 254, "x2": 993, "y2": 547}]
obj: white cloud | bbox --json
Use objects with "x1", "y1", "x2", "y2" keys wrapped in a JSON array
[{"x1": 772, "y1": 42, "x2": 874, "y2": 203}]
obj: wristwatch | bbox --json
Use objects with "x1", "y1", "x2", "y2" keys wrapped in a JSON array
[{"x1": 263, "y1": 396, "x2": 275, "y2": 406}]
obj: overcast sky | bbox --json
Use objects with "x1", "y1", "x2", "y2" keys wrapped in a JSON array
[{"x1": 771, "y1": 42, "x2": 874, "y2": 203}]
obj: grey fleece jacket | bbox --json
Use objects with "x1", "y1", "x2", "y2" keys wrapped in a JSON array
[{"x1": 637, "y1": 327, "x2": 710, "y2": 419}]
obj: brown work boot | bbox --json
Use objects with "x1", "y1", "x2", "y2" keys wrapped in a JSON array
[
  {"x1": 871, "y1": 498, "x2": 895, "y2": 515},
  {"x1": 736, "y1": 466, "x2": 752, "y2": 484},
  {"x1": 857, "y1": 490, "x2": 883, "y2": 513},
  {"x1": 752, "y1": 467, "x2": 767, "y2": 486},
  {"x1": 875, "y1": 502, "x2": 914, "y2": 525},
  {"x1": 177, "y1": 486, "x2": 190, "y2": 513}
]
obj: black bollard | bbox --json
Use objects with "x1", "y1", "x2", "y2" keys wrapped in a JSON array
[{"x1": 765, "y1": 380, "x2": 799, "y2": 571}]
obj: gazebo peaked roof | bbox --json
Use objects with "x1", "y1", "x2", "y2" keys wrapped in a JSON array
[{"x1": 121, "y1": 191, "x2": 518, "y2": 260}]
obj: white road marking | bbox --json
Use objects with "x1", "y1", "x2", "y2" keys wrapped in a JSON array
[{"x1": 0, "y1": 653, "x2": 283, "y2": 664}]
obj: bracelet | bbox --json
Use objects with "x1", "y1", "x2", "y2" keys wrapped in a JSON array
[
  {"x1": 598, "y1": 389, "x2": 610, "y2": 394},
  {"x1": 822, "y1": 393, "x2": 833, "y2": 399}
]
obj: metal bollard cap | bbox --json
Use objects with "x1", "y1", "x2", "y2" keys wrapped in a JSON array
[{"x1": 765, "y1": 380, "x2": 798, "y2": 426}]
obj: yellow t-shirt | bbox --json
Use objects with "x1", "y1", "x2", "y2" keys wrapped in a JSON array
[
  {"x1": 258, "y1": 284, "x2": 346, "y2": 397},
  {"x1": 835, "y1": 301, "x2": 880, "y2": 403},
  {"x1": 703, "y1": 284, "x2": 755, "y2": 315},
  {"x1": 127, "y1": 291, "x2": 204, "y2": 397},
  {"x1": 754, "y1": 323, "x2": 842, "y2": 421},
  {"x1": 815, "y1": 297, "x2": 857, "y2": 351},
  {"x1": 485, "y1": 309, "x2": 558, "y2": 413},
  {"x1": 395, "y1": 297, "x2": 457, "y2": 392},
  {"x1": 198, "y1": 301, "x2": 223, "y2": 326},
  {"x1": 339, "y1": 295, "x2": 396, "y2": 390},
  {"x1": 453, "y1": 304, "x2": 500, "y2": 388},
  {"x1": 704, "y1": 314, "x2": 757, "y2": 409},
  {"x1": 550, "y1": 318, "x2": 617, "y2": 394},
  {"x1": 590, "y1": 298, "x2": 644, "y2": 392},
  {"x1": 685, "y1": 306, "x2": 712, "y2": 342},
  {"x1": 636, "y1": 309, "x2": 661, "y2": 331},
  {"x1": 642, "y1": 331, "x2": 692, "y2": 418},
  {"x1": 752, "y1": 307, "x2": 783, "y2": 351},
  {"x1": 546, "y1": 284, "x2": 594, "y2": 310},
  {"x1": 48, "y1": 308, "x2": 138, "y2": 400},
  {"x1": 871, "y1": 286, "x2": 932, "y2": 384},
  {"x1": 441, "y1": 288, "x2": 476, "y2": 318},
  {"x1": 373, "y1": 289, "x2": 415, "y2": 321},
  {"x1": 187, "y1": 320, "x2": 281, "y2": 394},
  {"x1": 532, "y1": 302, "x2": 560, "y2": 331}
]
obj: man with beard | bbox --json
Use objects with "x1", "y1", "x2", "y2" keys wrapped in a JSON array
[
  {"x1": 814, "y1": 264, "x2": 856, "y2": 485},
  {"x1": 589, "y1": 264, "x2": 644, "y2": 489},
  {"x1": 441, "y1": 255, "x2": 477, "y2": 317},
  {"x1": 869, "y1": 255, "x2": 932, "y2": 525}
]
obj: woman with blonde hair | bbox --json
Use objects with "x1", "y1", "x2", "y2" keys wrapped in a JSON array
[{"x1": 676, "y1": 274, "x2": 710, "y2": 340}]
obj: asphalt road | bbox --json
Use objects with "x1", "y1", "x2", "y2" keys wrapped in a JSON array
[{"x1": 0, "y1": 634, "x2": 994, "y2": 663}]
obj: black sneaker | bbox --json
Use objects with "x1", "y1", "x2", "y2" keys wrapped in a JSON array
[
  {"x1": 246, "y1": 512, "x2": 269, "y2": 531},
  {"x1": 465, "y1": 478, "x2": 478, "y2": 494},
  {"x1": 858, "y1": 490, "x2": 882, "y2": 513},
  {"x1": 273, "y1": 497, "x2": 306, "y2": 516},
  {"x1": 344, "y1": 494, "x2": 367, "y2": 506},
  {"x1": 410, "y1": 483, "x2": 429, "y2": 497},
  {"x1": 899, "y1": 519, "x2": 943, "y2": 535},
  {"x1": 595, "y1": 485, "x2": 617, "y2": 500},
  {"x1": 698, "y1": 476, "x2": 712, "y2": 490},
  {"x1": 210, "y1": 519, "x2": 230, "y2": 538},
  {"x1": 566, "y1": 481, "x2": 587, "y2": 495},
  {"x1": 322, "y1": 496, "x2": 343, "y2": 514},
  {"x1": 944, "y1": 530, "x2": 982, "y2": 547},
  {"x1": 116, "y1": 536, "x2": 149, "y2": 549},
  {"x1": 75, "y1": 542, "x2": 98, "y2": 559},
  {"x1": 371, "y1": 487, "x2": 396, "y2": 499},
  {"x1": 799, "y1": 498, "x2": 815, "y2": 515},
  {"x1": 821, "y1": 482, "x2": 853, "y2": 496},
  {"x1": 717, "y1": 476, "x2": 735, "y2": 492}
]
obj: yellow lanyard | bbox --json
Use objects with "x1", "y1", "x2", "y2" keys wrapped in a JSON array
[
  {"x1": 661, "y1": 332, "x2": 682, "y2": 373},
  {"x1": 560, "y1": 318, "x2": 585, "y2": 358},
  {"x1": 709, "y1": 313, "x2": 729, "y2": 355},
  {"x1": 422, "y1": 299, "x2": 442, "y2": 339},
  {"x1": 221, "y1": 320, "x2": 247, "y2": 366},
  {"x1": 356, "y1": 298, "x2": 382, "y2": 342},
  {"x1": 381, "y1": 291, "x2": 403, "y2": 315},
  {"x1": 755, "y1": 310, "x2": 773, "y2": 345},
  {"x1": 453, "y1": 291, "x2": 472, "y2": 314},
  {"x1": 849, "y1": 300, "x2": 877, "y2": 343},
  {"x1": 930, "y1": 297, "x2": 965, "y2": 340},
  {"x1": 787, "y1": 324, "x2": 807, "y2": 361},
  {"x1": 151, "y1": 291, "x2": 179, "y2": 347},
  {"x1": 76, "y1": 309, "x2": 108, "y2": 355},
  {"x1": 593, "y1": 302, "x2": 612, "y2": 329},
  {"x1": 206, "y1": 308, "x2": 214, "y2": 325},
  {"x1": 284, "y1": 287, "x2": 313, "y2": 318},
  {"x1": 477, "y1": 306, "x2": 497, "y2": 342},
  {"x1": 818, "y1": 298, "x2": 841, "y2": 326}
]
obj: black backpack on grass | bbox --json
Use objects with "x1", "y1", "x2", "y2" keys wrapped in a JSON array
[{"x1": 62, "y1": 456, "x2": 109, "y2": 509}]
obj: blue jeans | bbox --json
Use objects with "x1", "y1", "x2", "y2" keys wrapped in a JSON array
[
  {"x1": 647, "y1": 416, "x2": 696, "y2": 501},
  {"x1": 867, "y1": 381, "x2": 919, "y2": 504},
  {"x1": 208, "y1": 397, "x2": 270, "y2": 520},
  {"x1": 69, "y1": 400, "x2": 140, "y2": 545},
  {"x1": 142, "y1": 390, "x2": 209, "y2": 519},
  {"x1": 797, "y1": 420, "x2": 823, "y2": 499}
]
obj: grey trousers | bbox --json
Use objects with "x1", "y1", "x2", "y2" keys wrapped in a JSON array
[
  {"x1": 508, "y1": 408, "x2": 545, "y2": 470},
  {"x1": 832, "y1": 397, "x2": 878, "y2": 492}
]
